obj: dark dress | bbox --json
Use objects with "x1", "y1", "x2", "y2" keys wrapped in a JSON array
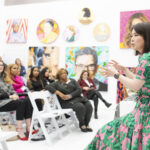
[{"x1": 45, "y1": 78, "x2": 93, "y2": 127}]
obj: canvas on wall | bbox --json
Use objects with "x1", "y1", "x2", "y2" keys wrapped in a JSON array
[
  {"x1": 6, "y1": 18, "x2": 28, "y2": 43},
  {"x1": 120, "y1": 10, "x2": 150, "y2": 49},
  {"x1": 117, "y1": 67, "x2": 136, "y2": 104},
  {"x1": 65, "y1": 46, "x2": 109, "y2": 91},
  {"x1": 28, "y1": 46, "x2": 59, "y2": 78}
]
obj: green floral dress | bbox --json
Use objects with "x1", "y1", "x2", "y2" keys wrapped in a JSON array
[{"x1": 85, "y1": 53, "x2": 150, "y2": 150}]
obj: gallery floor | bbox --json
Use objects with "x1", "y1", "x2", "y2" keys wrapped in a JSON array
[{"x1": 1, "y1": 100, "x2": 135, "y2": 150}]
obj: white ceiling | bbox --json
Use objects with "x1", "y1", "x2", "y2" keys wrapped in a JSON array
[{"x1": 4, "y1": 0, "x2": 63, "y2": 5}]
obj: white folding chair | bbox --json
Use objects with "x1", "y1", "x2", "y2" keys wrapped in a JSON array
[
  {"x1": 0, "y1": 128, "x2": 17, "y2": 150},
  {"x1": 28, "y1": 90, "x2": 78, "y2": 145}
]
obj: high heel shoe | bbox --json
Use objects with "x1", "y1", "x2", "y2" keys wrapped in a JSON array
[
  {"x1": 80, "y1": 125, "x2": 87, "y2": 132},
  {"x1": 86, "y1": 126, "x2": 93, "y2": 132},
  {"x1": 105, "y1": 102, "x2": 112, "y2": 108},
  {"x1": 27, "y1": 129, "x2": 39, "y2": 136},
  {"x1": 16, "y1": 128, "x2": 28, "y2": 141}
]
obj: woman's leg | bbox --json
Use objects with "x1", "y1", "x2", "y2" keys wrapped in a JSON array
[
  {"x1": 84, "y1": 101, "x2": 93, "y2": 127},
  {"x1": 72, "y1": 102, "x2": 86, "y2": 128},
  {"x1": 95, "y1": 90, "x2": 112, "y2": 108},
  {"x1": 91, "y1": 95, "x2": 99, "y2": 119},
  {"x1": 0, "y1": 100, "x2": 28, "y2": 139}
]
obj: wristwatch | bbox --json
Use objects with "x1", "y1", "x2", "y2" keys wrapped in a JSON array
[{"x1": 114, "y1": 73, "x2": 120, "y2": 79}]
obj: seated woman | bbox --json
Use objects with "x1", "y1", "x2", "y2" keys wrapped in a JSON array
[
  {"x1": 45, "y1": 68, "x2": 93, "y2": 132},
  {"x1": 78, "y1": 70, "x2": 111, "y2": 119},
  {"x1": 27, "y1": 66, "x2": 43, "y2": 111},
  {"x1": 5, "y1": 64, "x2": 27, "y2": 98},
  {"x1": 0, "y1": 60, "x2": 32, "y2": 141},
  {"x1": 39, "y1": 67, "x2": 55, "y2": 88}
]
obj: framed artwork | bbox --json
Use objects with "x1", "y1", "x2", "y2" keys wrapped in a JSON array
[
  {"x1": 63, "y1": 25, "x2": 79, "y2": 42},
  {"x1": 37, "y1": 19, "x2": 59, "y2": 44},
  {"x1": 65, "y1": 46, "x2": 109, "y2": 91},
  {"x1": 120, "y1": 10, "x2": 150, "y2": 48},
  {"x1": 79, "y1": 7, "x2": 94, "y2": 25},
  {"x1": 93, "y1": 23, "x2": 111, "y2": 42},
  {"x1": 28, "y1": 46, "x2": 59, "y2": 77},
  {"x1": 6, "y1": 18, "x2": 28, "y2": 43}
]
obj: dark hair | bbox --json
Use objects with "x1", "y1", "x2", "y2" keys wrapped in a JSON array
[
  {"x1": 0, "y1": 60, "x2": 6, "y2": 78},
  {"x1": 132, "y1": 22, "x2": 150, "y2": 55},
  {"x1": 75, "y1": 47, "x2": 98, "y2": 65},
  {"x1": 79, "y1": 70, "x2": 89, "y2": 80},
  {"x1": 39, "y1": 67, "x2": 49, "y2": 80},
  {"x1": 56, "y1": 68, "x2": 68, "y2": 80},
  {"x1": 29, "y1": 66, "x2": 39, "y2": 79},
  {"x1": 82, "y1": 8, "x2": 91, "y2": 17},
  {"x1": 45, "y1": 20, "x2": 54, "y2": 27}
]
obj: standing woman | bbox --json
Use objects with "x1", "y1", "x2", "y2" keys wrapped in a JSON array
[
  {"x1": 78, "y1": 70, "x2": 111, "y2": 119},
  {"x1": 39, "y1": 67, "x2": 55, "y2": 89},
  {"x1": 0, "y1": 60, "x2": 31, "y2": 141},
  {"x1": 46, "y1": 68, "x2": 93, "y2": 132},
  {"x1": 85, "y1": 22, "x2": 150, "y2": 149}
]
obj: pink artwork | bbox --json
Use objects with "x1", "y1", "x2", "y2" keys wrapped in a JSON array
[
  {"x1": 6, "y1": 19, "x2": 28, "y2": 43},
  {"x1": 120, "y1": 10, "x2": 150, "y2": 49}
]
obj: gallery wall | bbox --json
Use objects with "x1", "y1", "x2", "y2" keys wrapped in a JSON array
[{"x1": 0, "y1": 0, "x2": 150, "y2": 104}]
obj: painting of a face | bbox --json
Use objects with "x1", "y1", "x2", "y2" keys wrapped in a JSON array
[
  {"x1": 63, "y1": 25, "x2": 79, "y2": 42},
  {"x1": 93, "y1": 23, "x2": 111, "y2": 42},
  {"x1": 79, "y1": 7, "x2": 94, "y2": 25},
  {"x1": 37, "y1": 19, "x2": 59, "y2": 44}
]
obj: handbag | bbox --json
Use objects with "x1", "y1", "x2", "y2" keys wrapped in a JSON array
[{"x1": 0, "y1": 124, "x2": 18, "y2": 141}]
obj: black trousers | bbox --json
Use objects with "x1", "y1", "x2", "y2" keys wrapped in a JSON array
[
  {"x1": 0, "y1": 98, "x2": 32, "y2": 120},
  {"x1": 62, "y1": 101, "x2": 93, "y2": 127},
  {"x1": 87, "y1": 89, "x2": 106, "y2": 113}
]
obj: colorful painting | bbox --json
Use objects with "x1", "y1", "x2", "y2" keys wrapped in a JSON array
[
  {"x1": 37, "y1": 19, "x2": 59, "y2": 44},
  {"x1": 117, "y1": 67, "x2": 136, "y2": 104},
  {"x1": 79, "y1": 7, "x2": 94, "y2": 25},
  {"x1": 28, "y1": 46, "x2": 59, "y2": 78},
  {"x1": 65, "y1": 46, "x2": 109, "y2": 91},
  {"x1": 93, "y1": 23, "x2": 111, "y2": 42},
  {"x1": 6, "y1": 19, "x2": 28, "y2": 43},
  {"x1": 63, "y1": 25, "x2": 79, "y2": 42},
  {"x1": 120, "y1": 10, "x2": 150, "y2": 48}
]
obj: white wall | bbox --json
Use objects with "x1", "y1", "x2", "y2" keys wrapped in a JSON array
[{"x1": 0, "y1": 0, "x2": 150, "y2": 104}]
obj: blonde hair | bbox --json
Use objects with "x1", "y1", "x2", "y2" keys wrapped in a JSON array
[{"x1": 4, "y1": 64, "x2": 18, "y2": 84}]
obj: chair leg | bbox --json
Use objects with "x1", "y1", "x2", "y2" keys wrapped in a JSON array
[
  {"x1": 1, "y1": 141, "x2": 9, "y2": 150},
  {"x1": 69, "y1": 111, "x2": 79, "y2": 128},
  {"x1": 61, "y1": 115, "x2": 72, "y2": 133}
]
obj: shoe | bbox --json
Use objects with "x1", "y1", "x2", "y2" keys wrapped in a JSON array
[
  {"x1": 31, "y1": 134, "x2": 45, "y2": 141},
  {"x1": 94, "y1": 112, "x2": 98, "y2": 119},
  {"x1": 16, "y1": 127, "x2": 28, "y2": 141},
  {"x1": 105, "y1": 102, "x2": 112, "y2": 108},
  {"x1": 86, "y1": 126, "x2": 93, "y2": 132},
  {"x1": 80, "y1": 125, "x2": 87, "y2": 132},
  {"x1": 18, "y1": 136, "x2": 28, "y2": 141},
  {"x1": 27, "y1": 129, "x2": 39, "y2": 136}
]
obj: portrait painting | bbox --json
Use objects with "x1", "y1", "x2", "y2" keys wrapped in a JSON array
[
  {"x1": 63, "y1": 25, "x2": 79, "y2": 42},
  {"x1": 37, "y1": 19, "x2": 59, "y2": 44},
  {"x1": 65, "y1": 46, "x2": 109, "y2": 91},
  {"x1": 6, "y1": 18, "x2": 28, "y2": 43},
  {"x1": 28, "y1": 46, "x2": 59, "y2": 78},
  {"x1": 120, "y1": 10, "x2": 150, "y2": 48},
  {"x1": 79, "y1": 7, "x2": 94, "y2": 25}
]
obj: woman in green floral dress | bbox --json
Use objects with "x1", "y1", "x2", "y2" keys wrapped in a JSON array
[{"x1": 85, "y1": 22, "x2": 150, "y2": 150}]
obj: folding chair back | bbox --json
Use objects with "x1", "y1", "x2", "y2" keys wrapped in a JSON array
[{"x1": 28, "y1": 90, "x2": 78, "y2": 145}]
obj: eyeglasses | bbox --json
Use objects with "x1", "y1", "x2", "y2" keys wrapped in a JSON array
[
  {"x1": 43, "y1": 53, "x2": 51, "y2": 57},
  {"x1": 75, "y1": 64, "x2": 95, "y2": 70}
]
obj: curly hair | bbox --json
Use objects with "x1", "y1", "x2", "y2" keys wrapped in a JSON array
[{"x1": 123, "y1": 13, "x2": 149, "y2": 48}]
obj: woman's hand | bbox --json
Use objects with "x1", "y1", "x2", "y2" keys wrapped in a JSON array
[
  {"x1": 109, "y1": 60, "x2": 126, "y2": 72},
  {"x1": 83, "y1": 87, "x2": 90, "y2": 91},
  {"x1": 103, "y1": 66, "x2": 118, "y2": 77},
  {"x1": 9, "y1": 94, "x2": 19, "y2": 100}
]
